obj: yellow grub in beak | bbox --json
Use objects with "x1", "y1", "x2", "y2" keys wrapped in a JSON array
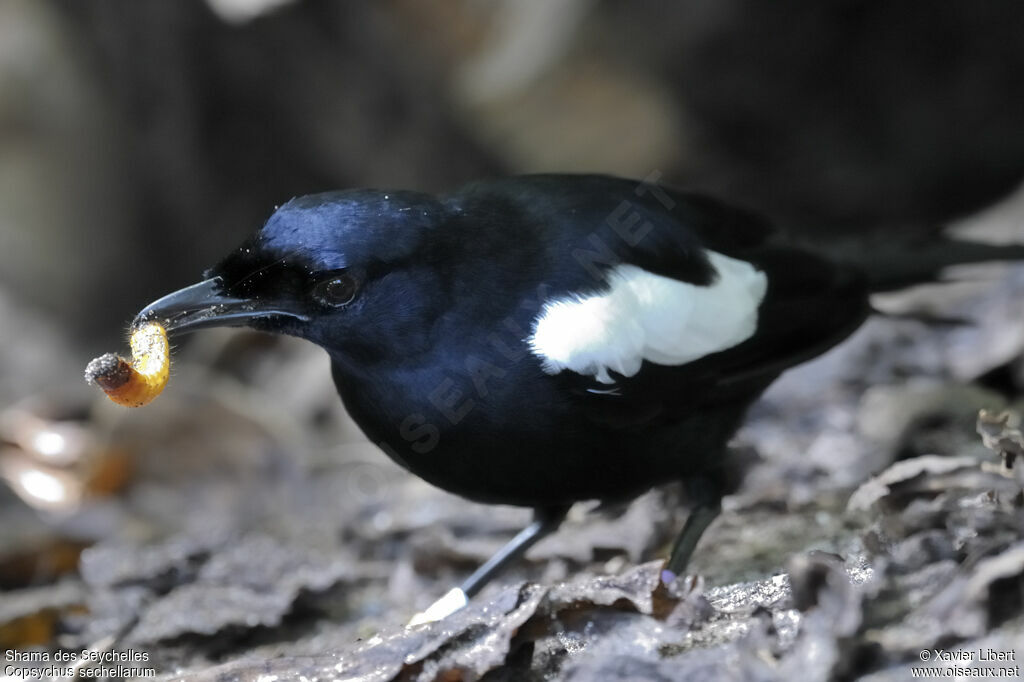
[{"x1": 84, "y1": 322, "x2": 170, "y2": 407}]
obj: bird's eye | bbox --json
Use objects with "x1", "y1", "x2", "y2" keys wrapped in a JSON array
[{"x1": 312, "y1": 273, "x2": 358, "y2": 307}]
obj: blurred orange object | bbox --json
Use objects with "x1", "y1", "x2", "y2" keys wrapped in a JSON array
[{"x1": 0, "y1": 403, "x2": 133, "y2": 514}]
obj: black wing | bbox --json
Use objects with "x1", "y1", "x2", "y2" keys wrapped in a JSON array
[
  {"x1": 566, "y1": 245, "x2": 869, "y2": 427},
  {"x1": 449, "y1": 174, "x2": 868, "y2": 427}
]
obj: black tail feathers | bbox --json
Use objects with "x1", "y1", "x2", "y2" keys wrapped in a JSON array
[{"x1": 835, "y1": 238, "x2": 1024, "y2": 293}]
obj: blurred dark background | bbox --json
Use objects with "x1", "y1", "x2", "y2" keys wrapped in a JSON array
[
  {"x1": 4, "y1": 0, "x2": 1024, "y2": 347},
  {"x1": 3, "y1": 0, "x2": 1024, "y2": 671}
]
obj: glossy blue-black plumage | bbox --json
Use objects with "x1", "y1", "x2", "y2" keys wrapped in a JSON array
[{"x1": 207, "y1": 174, "x2": 869, "y2": 506}]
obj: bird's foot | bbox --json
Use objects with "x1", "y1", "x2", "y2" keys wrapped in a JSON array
[
  {"x1": 406, "y1": 587, "x2": 469, "y2": 627},
  {"x1": 659, "y1": 564, "x2": 706, "y2": 599}
]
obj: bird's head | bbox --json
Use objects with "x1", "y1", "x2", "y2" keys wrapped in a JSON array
[{"x1": 135, "y1": 190, "x2": 450, "y2": 364}]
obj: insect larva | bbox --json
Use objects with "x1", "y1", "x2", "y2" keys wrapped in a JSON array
[{"x1": 84, "y1": 322, "x2": 170, "y2": 407}]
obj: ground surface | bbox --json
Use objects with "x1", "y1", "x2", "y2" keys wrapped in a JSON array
[{"x1": 2, "y1": 206, "x2": 1024, "y2": 681}]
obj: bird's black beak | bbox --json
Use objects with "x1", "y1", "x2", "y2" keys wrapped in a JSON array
[{"x1": 133, "y1": 277, "x2": 308, "y2": 335}]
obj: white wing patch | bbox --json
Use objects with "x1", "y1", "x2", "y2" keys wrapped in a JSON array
[{"x1": 528, "y1": 251, "x2": 768, "y2": 384}]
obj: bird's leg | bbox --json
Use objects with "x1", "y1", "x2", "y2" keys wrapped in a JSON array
[
  {"x1": 662, "y1": 476, "x2": 722, "y2": 584},
  {"x1": 461, "y1": 505, "x2": 570, "y2": 597},
  {"x1": 408, "y1": 505, "x2": 569, "y2": 626}
]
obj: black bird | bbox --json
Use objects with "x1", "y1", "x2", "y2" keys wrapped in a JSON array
[{"x1": 134, "y1": 174, "x2": 1023, "y2": 622}]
